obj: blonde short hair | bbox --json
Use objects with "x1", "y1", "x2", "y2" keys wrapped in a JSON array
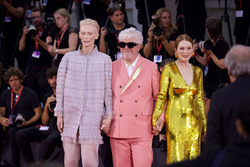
[{"x1": 80, "y1": 19, "x2": 100, "y2": 33}]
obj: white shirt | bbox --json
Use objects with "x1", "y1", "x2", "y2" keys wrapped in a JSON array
[{"x1": 124, "y1": 55, "x2": 139, "y2": 77}]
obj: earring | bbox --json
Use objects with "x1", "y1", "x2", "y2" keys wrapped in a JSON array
[
  {"x1": 175, "y1": 53, "x2": 178, "y2": 58},
  {"x1": 192, "y1": 52, "x2": 194, "y2": 57}
]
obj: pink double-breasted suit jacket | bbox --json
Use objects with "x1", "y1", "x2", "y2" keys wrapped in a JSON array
[{"x1": 109, "y1": 55, "x2": 160, "y2": 138}]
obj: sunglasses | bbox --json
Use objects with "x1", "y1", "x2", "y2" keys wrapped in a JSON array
[{"x1": 119, "y1": 42, "x2": 138, "y2": 48}]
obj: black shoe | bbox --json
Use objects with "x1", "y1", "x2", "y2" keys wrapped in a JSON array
[{"x1": 159, "y1": 140, "x2": 167, "y2": 152}]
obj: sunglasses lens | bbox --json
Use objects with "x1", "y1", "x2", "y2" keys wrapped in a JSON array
[
  {"x1": 119, "y1": 42, "x2": 126, "y2": 48},
  {"x1": 119, "y1": 42, "x2": 138, "y2": 48},
  {"x1": 127, "y1": 42, "x2": 136, "y2": 48}
]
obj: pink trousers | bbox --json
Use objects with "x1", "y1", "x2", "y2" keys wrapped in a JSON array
[{"x1": 110, "y1": 137, "x2": 153, "y2": 167}]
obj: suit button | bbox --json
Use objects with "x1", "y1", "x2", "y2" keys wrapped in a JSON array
[
  {"x1": 120, "y1": 100, "x2": 123, "y2": 103},
  {"x1": 120, "y1": 85, "x2": 122, "y2": 88},
  {"x1": 138, "y1": 85, "x2": 140, "y2": 88},
  {"x1": 120, "y1": 114, "x2": 123, "y2": 117},
  {"x1": 135, "y1": 100, "x2": 138, "y2": 103},
  {"x1": 135, "y1": 114, "x2": 138, "y2": 117}
]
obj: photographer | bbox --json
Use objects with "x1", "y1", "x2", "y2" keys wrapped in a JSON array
[
  {"x1": 143, "y1": 7, "x2": 178, "y2": 68},
  {"x1": 19, "y1": 8, "x2": 52, "y2": 101},
  {"x1": 0, "y1": 0, "x2": 26, "y2": 70},
  {"x1": 0, "y1": 67, "x2": 42, "y2": 167},
  {"x1": 193, "y1": 17, "x2": 230, "y2": 117},
  {"x1": 16, "y1": 67, "x2": 61, "y2": 165},
  {"x1": 99, "y1": 5, "x2": 136, "y2": 61}
]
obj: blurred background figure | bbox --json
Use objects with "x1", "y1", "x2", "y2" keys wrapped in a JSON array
[
  {"x1": 176, "y1": 0, "x2": 207, "y2": 67},
  {"x1": 234, "y1": 0, "x2": 250, "y2": 45},
  {"x1": 41, "y1": 0, "x2": 72, "y2": 21},
  {"x1": 143, "y1": 7, "x2": 178, "y2": 70},
  {"x1": 193, "y1": 18, "x2": 230, "y2": 118},
  {"x1": 19, "y1": 8, "x2": 51, "y2": 102},
  {"x1": 47, "y1": 8, "x2": 78, "y2": 67},
  {"x1": 206, "y1": 44, "x2": 250, "y2": 148},
  {"x1": 135, "y1": 0, "x2": 165, "y2": 44},
  {"x1": 0, "y1": 0, "x2": 26, "y2": 70},
  {"x1": 99, "y1": 4, "x2": 135, "y2": 62}
]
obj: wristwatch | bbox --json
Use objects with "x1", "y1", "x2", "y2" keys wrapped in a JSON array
[{"x1": 55, "y1": 49, "x2": 58, "y2": 54}]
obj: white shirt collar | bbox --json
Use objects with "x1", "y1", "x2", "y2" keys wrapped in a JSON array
[{"x1": 124, "y1": 54, "x2": 140, "y2": 69}]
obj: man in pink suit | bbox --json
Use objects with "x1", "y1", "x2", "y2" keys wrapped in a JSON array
[{"x1": 108, "y1": 27, "x2": 160, "y2": 167}]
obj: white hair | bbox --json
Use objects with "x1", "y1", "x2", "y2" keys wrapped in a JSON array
[
  {"x1": 118, "y1": 27, "x2": 143, "y2": 45},
  {"x1": 225, "y1": 45, "x2": 250, "y2": 77}
]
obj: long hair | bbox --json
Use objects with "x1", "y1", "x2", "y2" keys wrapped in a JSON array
[{"x1": 150, "y1": 7, "x2": 176, "y2": 40}]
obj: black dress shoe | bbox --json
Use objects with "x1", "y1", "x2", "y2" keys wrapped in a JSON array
[{"x1": 159, "y1": 140, "x2": 167, "y2": 152}]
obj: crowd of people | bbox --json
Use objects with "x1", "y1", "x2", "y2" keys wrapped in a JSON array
[{"x1": 0, "y1": 0, "x2": 250, "y2": 167}]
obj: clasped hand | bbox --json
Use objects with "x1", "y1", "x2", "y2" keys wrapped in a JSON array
[{"x1": 152, "y1": 119, "x2": 164, "y2": 136}]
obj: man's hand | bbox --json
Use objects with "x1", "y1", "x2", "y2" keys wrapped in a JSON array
[
  {"x1": 57, "y1": 116, "x2": 63, "y2": 133},
  {"x1": 0, "y1": 117, "x2": 9, "y2": 127},
  {"x1": 17, "y1": 118, "x2": 27, "y2": 128},
  {"x1": 31, "y1": 34, "x2": 39, "y2": 41},
  {"x1": 45, "y1": 95, "x2": 56, "y2": 112},
  {"x1": 152, "y1": 119, "x2": 164, "y2": 136},
  {"x1": 22, "y1": 25, "x2": 29, "y2": 36}
]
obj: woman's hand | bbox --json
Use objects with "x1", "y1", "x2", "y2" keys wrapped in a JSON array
[
  {"x1": 101, "y1": 115, "x2": 112, "y2": 134},
  {"x1": 147, "y1": 29, "x2": 154, "y2": 38},
  {"x1": 153, "y1": 119, "x2": 164, "y2": 136},
  {"x1": 57, "y1": 116, "x2": 63, "y2": 133},
  {"x1": 193, "y1": 39, "x2": 199, "y2": 51},
  {"x1": 100, "y1": 27, "x2": 108, "y2": 39},
  {"x1": 201, "y1": 48, "x2": 213, "y2": 55}
]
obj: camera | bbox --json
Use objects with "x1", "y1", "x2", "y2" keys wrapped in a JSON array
[
  {"x1": 198, "y1": 40, "x2": 213, "y2": 50},
  {"x1": 152, "y1": 14, "x2": 163, "y2": 36},
  {"x1": 15, "y1": 114, "x2": 24, "y2": 126},
  {"x1": 105, "y1": 25, "x2": 116, "y2": 35},
  {"x1": 49, "y1": 95, "x2": 56, "y2": 112},
  {"x1": 27, "y1": 24, "x2": 37, "y2": 37},
  {"x1": 44, "y1": 15, "x2": 56, "y2": 32},
  {"x1": 9, "y1": 113, "x2": 24, "y2": 126},
  {"x1": 25, "y1": 10, "x2": 37, "y2": 37}
]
